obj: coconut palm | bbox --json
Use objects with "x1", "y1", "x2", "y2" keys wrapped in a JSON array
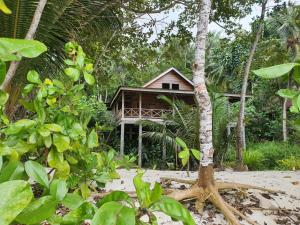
[
  {"x1": 0, "y1": 0, "x2": 121, "y2": 85},
  {"x1": 268, "y1": 5, "x2": 300, "y2": 62}
]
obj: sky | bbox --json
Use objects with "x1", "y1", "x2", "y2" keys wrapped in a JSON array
[{"x1": 139, "y1": 0, "x2": 300, "y2": 41}]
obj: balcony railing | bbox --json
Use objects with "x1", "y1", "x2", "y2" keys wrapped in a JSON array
[{"x1": 116, "y1": 108, "x2": 172, "y2": 120}]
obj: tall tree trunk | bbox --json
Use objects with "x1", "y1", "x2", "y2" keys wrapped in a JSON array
[
  {"x1": 1, "y1": 0, "x2": 48, "y2": 90},
  {"x1": 282, "y1": 75, "x2": 290, "y2": 141},
  {"x1": 236, "y1": 0, "x2": 267, "y2": 170},
  {"x1": 192, "y1": 0, "x2": 214, "y2": 185}
]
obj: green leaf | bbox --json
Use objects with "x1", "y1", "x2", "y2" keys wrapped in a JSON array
[
  {"x1": 62, "y1": 193, "x2": 84, "y2": 210},
  {"x1": 38, "y1": 126, "x2": 51, "y2": 137},
  {"x1": 176, "y1": 137, "x2": 187, "y2": 149},
  {"x1": 151, "y1": 182, "x2": 163, "y2": 203},
  {"x1": 25, "y1": 160, "x2": 49, "y2": 188},
  {"x1": 15, "y1": 196, "x2": 57, "y2": 225},
  {"x1": 0, "y1": 90, "x2": 8, "y2": 105},
  {"x1": 50, "y1": 179, "x2": 68, "y2": 201},
  {"x1": 0, "y1": 60, "x2": 6, "y2": 85},
  {"x1": 80, "y1": 183, "x2": 90, "y2": 199},
  {"x1": 0, "y1": 161, "x2": 24, "y2": 182},
  {"x1": 97, "y1": 191, "x2": 133, "y2": 207},
  {"x1": 277, "y1": 89, "x2": 299, "y2": 99},
  {"x1": 27, "y1": 70, "x2": 42, "y2": 84},
  {"x1": 91, "y1": 202, "x2": 135, "y2": 225},
  {"x1": 83, "y1": 71, "x2": 95, "y2": 85},
  {"x1": 0, "y1": 156, "x2": 2, "y2": 171},
  {"x1": 178, "y1": 149, "x2": 190, "y2": 159},
  {"x1": 47, "y1": 149, "x2": 64, "y2": 168},
  {"x1": 53, "y1": 134, "x2": 70, "y2": 152},
  {"x1": 88, "y1": 129, "x2": 99, "y2": 148},
  {"x1": 64, "y1": 68, "x2": 80, "y2": 81},
  {"x1": 0, "y1": 38, "x2": 47, "y2": 59},
  {"x1": 23, "y1": 84, "x2": 35, "y2": 95},
  {"x1": 44, "y1": 135, "x2": 52, "y2": 148},
  {"x1": 0, "y1": 0, "x2": 12, "y2": 14},
  {"x1": 253, "y1": 63, "x2": 299, "y2": 79},
  {"x1": 0, "y1": 180, "x2": 33, "y2": 225},
  {"x1": 150, "y1": 196, "x2": 196, "y2": 225},
  {"x1": 191, "y1": 149, "x2": 201, "y2": 160},
  {"x1": 34, "y1": 100, "x2": 46, "y2": 123},
  {"x1": 44, "y1": 123, "x2": 63, "y2": 132},
  {"x1": 133, "y1": 173, "x2": 151, "y2": 207}
]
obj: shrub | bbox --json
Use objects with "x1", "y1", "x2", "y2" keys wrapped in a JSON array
[
  {"x1": 243, "y1": 150, "x2": 264, "y2": 170},
  {"x1": 277, "y1": 156, "x2": 300, "y2": 170},
  {"x1": 247, "y1": 141, "x2": 300, "y2": 170}
]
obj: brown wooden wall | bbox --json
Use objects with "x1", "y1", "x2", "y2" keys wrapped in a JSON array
[
  {"x1": 123, "y1": 92, "x2": 194, "y2": 109},
  {"x1": 145, "y1": 71, "x2": 194, "y2": 91}
]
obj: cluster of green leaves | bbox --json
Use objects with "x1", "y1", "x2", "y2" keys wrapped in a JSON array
[
  {"x1": 91, "y1": 172, "x2": 196, "y2": 225},
  {"x1": 254, "y1": 63, "x2": 300, "y2": 112},
  {"x1": 0, "y1": 38, "x2": 47, "y2": 85},
  {"x1": 0, "y1": 41, "x2": 134, "y2": 224},
  {"x1": 176, "y1": 137, "x2": 200, "y2": 176}
]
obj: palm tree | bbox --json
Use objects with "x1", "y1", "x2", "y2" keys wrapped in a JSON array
[
  {"x1": 267, "y1": 5, "x2": 300, "y2": 141},
  {"x1": 141, "y1": 96, "x2": 198, "y2": 168},
  {"x1": 0, "y1": 0, "x2": 121, "y2": 86}
]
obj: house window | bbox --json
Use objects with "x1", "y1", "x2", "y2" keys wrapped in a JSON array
[
  {"x1": 172, "y1": 84, "x2": 179, "y2": 90},
  {"x1": 162, "y1": 83, "x2": 170, "y2": 89}
]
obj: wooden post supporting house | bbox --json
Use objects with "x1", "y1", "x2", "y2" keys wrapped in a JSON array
[
  {"x1": 138, "y1": 93, "x2": 142, "y2": 167},
  {"x1": 120, "y1": 91, "x2": 125, "y2": 155},
  {"x1": 138, "y1": 124, "x2": 142, "y2": 167}
]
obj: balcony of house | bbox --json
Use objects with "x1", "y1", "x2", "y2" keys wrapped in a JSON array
[{"x1": 111, "y1": 90, "x2": 194, "y2": 124}]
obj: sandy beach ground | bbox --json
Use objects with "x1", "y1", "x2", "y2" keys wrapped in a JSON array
[{"x1": 104, "y1": 169, "x2": 300, "y2": 225}]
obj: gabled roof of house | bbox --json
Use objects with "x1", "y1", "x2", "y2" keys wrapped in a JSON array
[{"x1": 142, "y1": 67, "x2": 194, "y2": 88}]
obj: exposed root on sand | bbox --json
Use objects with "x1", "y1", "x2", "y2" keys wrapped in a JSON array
[{"x1": 164, "y1": 165, "x2": 279, "y2": 225}]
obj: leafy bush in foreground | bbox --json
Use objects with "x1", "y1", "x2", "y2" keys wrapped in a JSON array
[{"x1": 0, "y1": 39, "x2": 195, "y2": 225}]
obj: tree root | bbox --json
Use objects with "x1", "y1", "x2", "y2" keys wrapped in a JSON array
[{"x1": 164, "y1": 175, "x2": 283, "y2": 225}]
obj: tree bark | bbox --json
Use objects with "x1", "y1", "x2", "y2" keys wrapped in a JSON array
[
  {"x1": 282, "y1": 76, "x2": 290, "y2": 142},
  {"x1": 236, "y1": 0, "x2": 267, "y2": 169},
  {"x1": 1, "y1": 0, "x2": 48, "y2": 90},
  {"x1": 193, "y1": 0, "x2": 214, "y2": 185}
]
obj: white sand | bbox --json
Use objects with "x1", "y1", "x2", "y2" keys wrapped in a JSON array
[{"x1": 104, "y1": 169, "x2": 300, "y2": 225}]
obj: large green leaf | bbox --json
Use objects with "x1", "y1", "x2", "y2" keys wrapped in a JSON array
[
  {"x1": 97, "y1": 191, "x2": 133, "y2": 207},
  {"x1": 27, "y1": 70, "x2": 42, "y2": 84},
  {"x1": 64, "y1": 68, "x2": 80, "y2": 81},
  {"x1": 50, "y1": 179, "x2": 68, "y2": 201},
  {"x1": 277, "y1": 89, "x2": 299, "y2": 99},
  {"x1": 25, "y1": 160, "x2": 49, "y2": 188},
  {"x1": 88, "y1": 129, "x2": 99, "y2": 148},
  {"x1": 15, "y1": 196, "x2": 57, "y2": 224},
  {"x1": 253, "y1": 63, "x2": 299, "y2": 79},
  {"x1": 62, "y1": 193, "x2": 84, "y2": 210},
  {"x1": 53, "y1": 134, "x2": 70, "y2": 152},
  {"x1": 0, "y1": 180, "x2": 33, "y2": 225},
  {"x1": 133, "y1": 173, "x2": 151, "y2": 207},
  {"x1": 176, "y1": 137, "x2": 187, "y2": 148},
  {"x1": 0, "y1": 0, "x2": 11, "y2": 14},
  {"x1": 44, "y1": 123, "x2": 63, "y2": 132},
  {"x1": 0, "y1": 161, "x2": 25, "y2": 182},
  {"x1": 83, "y1": 71, "x2": 95, "y2": 85},
  {"x1": 47, "y1": 149, "x2": 64, "y2": 168},
  {"x1": 91, "y1": 202, "x2": 135, "y2": 225},
  {"x1": 150, "y1": 196, "x2": 196, "y2": 225},
  {"x1": 0, "y1": 38, "x2": 47, "y2": 60},
  {"x1": 0, "y1": 90, "x2": 9, "y2": 105},
  {"x1": 191, "y1": 149, "x2": 201, "y2": 160}
]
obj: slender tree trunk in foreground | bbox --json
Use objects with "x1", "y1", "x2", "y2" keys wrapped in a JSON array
[
  {"x1": 165, "y1": 1, "x2": 276, "y2": 224},
  {"x1": 0, "y1": 0, "x2": 48, "y2": 91},
  {"x1": 236, "y1": 0, "x2": 267, "y2": 170},
  {"x1": 282, "y1": 75, "x2": 290, "y2": 141}
]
